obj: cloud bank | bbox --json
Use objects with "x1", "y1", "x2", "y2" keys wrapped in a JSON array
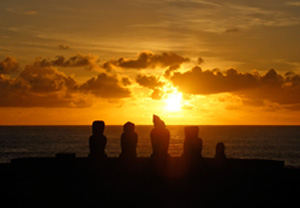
[
  {"x1": 136, "y1": 74, "x2": 164, "y2": 89},
  {"x1": 79, "y1": 73, "x2": 131, "y2": 98},
  {"x1": 102, "y1": 51, "x2": 189, "y2": 70},
  {"x1": 0, "y1": 64, "x2": 83, "y2": 107},
  {"x1": 171, "y1": 67, "x2": 300, "y2": 109},
  {"x1": 0, "y1": 57, "x2": 19, "y2": 74},
  {"x1": 1, "y1": 52, "x2": 300, "y2": 111},
  {"x1": 35, "y1": 54, "x2": 100, "y2": 70},
  {"x1": 0, "y1": 56, "x2": 131, "y2": 107}
]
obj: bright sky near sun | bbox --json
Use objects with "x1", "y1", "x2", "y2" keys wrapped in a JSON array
[{"x1": 1, "y1": 0, "x2": 300, "y2": 125}]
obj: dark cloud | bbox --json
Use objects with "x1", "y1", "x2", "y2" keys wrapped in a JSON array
[
  {"x1": 136, "y1": 74, "x2": 164, "y2": 89},
  {"x1": 35, "y1": 54, "x2": 99, "y2": 69},
  {"x1": 0, "y1": 56, "x2": 19, "y2": 74},
  {"x1": 58, "y1": 44, "x2": 70, "y2": 50},
  {"x1": 79, "y1": 73, "x2": 131, "y2": 98},
  {"x1": 0, "y1": 64, "x2": 87, "y2": 107},
  {"x1": 135, "y1": 74, "x2": 165, "y2": 100},
  {"x1": 171, "y1": 67, "x2": 300, "y2": 110},
  {"x1": 172, "y1": 66, "x2": 257, "y2": 94},
  {"x1": 102, "y1": 51, "x2": 189, "y2": 70},
  {"x1": 197, "y1": 57, "x2": 204, "y2": 65},
  {"x1": 0, "y1": 58, "x2": 131, "y2": 107},
  {"x1": 0, "y1": 74, "x2": 15, "y2": 93},
  {"x1": 121, "y1": 77, "x2": 132, "y2": 86},
  {"x1": 102, "y1": 61, "x2": 113, "y2": 72},
  {"x1": 19, "y1": 65, "x2": 77, "y2": 94},
  {"x1": 251, "y1": 69, "x2": 300, "y2": 106},
  {"x1": 225, "y1": 28, "x2": 240, "y2": 33},
  {"x1": 164, "y1": 64, "x2": 181, "y2": 78}
]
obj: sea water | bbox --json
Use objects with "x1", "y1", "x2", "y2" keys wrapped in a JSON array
[{"x1": 0, "y1": 125, "x2": 299, "y2": 167}]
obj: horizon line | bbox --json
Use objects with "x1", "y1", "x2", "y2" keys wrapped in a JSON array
[{"x1": 1, "y1": 124, "x2": 300, "y2": 127}]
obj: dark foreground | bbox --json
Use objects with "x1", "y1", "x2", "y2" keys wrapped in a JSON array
[{"x1": 0, "y1": 155, "x2": 299, "y2": 208}]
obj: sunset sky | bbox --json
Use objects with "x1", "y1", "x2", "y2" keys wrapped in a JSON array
[{"x1": 1, "y1": 0, "x2": 300, "y2": 125}]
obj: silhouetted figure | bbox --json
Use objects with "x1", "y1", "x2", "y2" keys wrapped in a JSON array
[
  {"x1": 150, "y1": 115, "x2": 170, "y2": 159},
  {"x1": 89, "y1": 120, "x2": 107, "y2": 159},
  {"x1": 215, "y1": 142, "x2": 226, "y2": 160},
  {"x1": 183, "y1": 126, "x2": 203, "y2": 160},
  {"x1": 120, "y1": 122, "x2": 138, "y2": 159}
]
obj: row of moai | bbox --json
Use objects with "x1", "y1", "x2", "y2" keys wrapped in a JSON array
[{"x1": 89, "y1": 115, "x2": 226, "y2": 161}]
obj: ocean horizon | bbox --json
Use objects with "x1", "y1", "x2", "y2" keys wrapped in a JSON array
[{"x1": 0, "y1": 125, "x2": 299, "y2": 168}]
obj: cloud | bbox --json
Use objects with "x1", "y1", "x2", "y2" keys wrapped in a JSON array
[
  {"x1": 35, "y1": 54, "x2": 100, "y2": 70},
  {"x1": 164, "y1": 64, "x2": 181, "y2": 77},
  {"x1": 224, "y1": 28, "x2": 240, "y2": 33},
  {"x1": 171, "y1": 66, "x2": 257, "y2": 94},
  {"x1": 3, "y1": 52, "x2": 300, "y2": 111},
  {"x1": 0, "y1": 53, "x2": 135, "y2": 107},
  {"x1": 58, "y1": 44, "x2": 70, "y2": 50},
  {"x1": 0, "y1": 74, "x2": 15, "y2": 92},
  {"x1": 0, "y1": 56, "x2": 19, "y2": 74},
  {"x1": 79, "y1": 73, "x2": 131, "y2": 98},
  {"x1": 151, "y1": 88, "x2": 163, "y2": 100},
  {"x1": 19, "y1": 65, "x2": 77, "y2": 94},
  {"x1": 0, "y1": 62, "x2": 132, "y2": 107},
  {"x1": 256, "y1": 69, "x2": 300, "y2": 106},
  {"x1": 121, "y1": 77, "x2": 132, "y2": 86},
  {"x1": 135, "y1": 74, "x2": 166, "y2": 100},
  {"x1": 102, "y1": 51, "x2": 189, "y2": 70},
  {"x1": 0, "y1": 64, "x2": 87, "y2": 107},
  {"x1": 197, "y1": 57, "x2": 204, "y2": 64},
  {"x1": 171, "y1": 67, "x2": 300, "y2": 110},
  {"x1": 136, "y1": 74, "x2": 164, "y2": 89}
]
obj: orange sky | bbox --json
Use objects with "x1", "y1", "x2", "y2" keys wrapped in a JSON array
[{"x1": 1, "y1": 0, "x2": 300, "y2": 125}]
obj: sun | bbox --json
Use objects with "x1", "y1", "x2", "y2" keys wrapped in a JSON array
[{"x1": 165, "y1": 91, "x2": 182, "y2": 112}]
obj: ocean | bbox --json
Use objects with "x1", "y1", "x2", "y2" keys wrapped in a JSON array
[{"x1": 0, "y1": 125, "x2": 299, "y2": 168}]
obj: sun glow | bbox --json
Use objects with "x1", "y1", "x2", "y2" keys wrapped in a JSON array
[{"x1": 165, "y1": 90, "x2": 183, "y2": 112}]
